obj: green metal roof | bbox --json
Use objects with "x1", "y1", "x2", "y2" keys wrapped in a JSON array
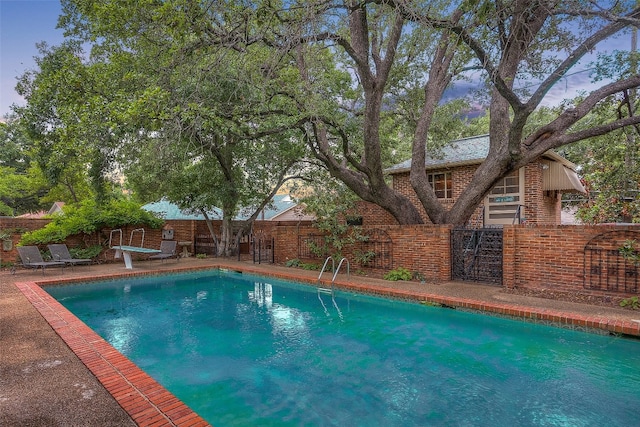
[
  {"x1": 142, "y1": 199, "x2": 215, "y2": 220},
  {"x1": 142, "y1": 194, "x2": 299, "y2": 221}
]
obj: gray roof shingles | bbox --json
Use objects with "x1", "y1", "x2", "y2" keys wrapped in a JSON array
[{"x1": 386, "y1": 134, "x2": 491, "y2": 173}]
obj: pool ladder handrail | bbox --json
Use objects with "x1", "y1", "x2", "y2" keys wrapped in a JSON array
[
  {"x1": 129, "y1": 228, "x2": 146, "y2": 247},
  {"x1": 317, "y1": 256, "x2": 335, "y2": 286},
  {"x1": 332, "y1": 257, "x2": 350, "y2": 283},
  {"x1": 317, "y1": 256, "x2": 350, "y2": 295}
]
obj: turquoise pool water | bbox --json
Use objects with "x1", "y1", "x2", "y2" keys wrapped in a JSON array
[{"x1": 46, "y1": 270, "x2": 640, "y2": 426}]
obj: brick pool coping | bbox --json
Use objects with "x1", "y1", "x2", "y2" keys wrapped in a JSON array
[
  {"x1": 15, "y1": 262, "x2": 640, "y2": 426},
  {"x1": 238, "y1": 264, "x2": 640, "y2": 338},
  {"x1": 331, "y1": 281, "x2": 640, "y2": 337},
  {"x1": 16, "y1": 277, "x2": 211, "y2": 427}
]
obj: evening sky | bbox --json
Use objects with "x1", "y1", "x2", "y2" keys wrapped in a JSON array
[{"x1": 0, "y1": 0, "x2": 632, "y2": 119}]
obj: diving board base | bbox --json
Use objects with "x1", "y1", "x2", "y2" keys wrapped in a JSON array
[{"x1": 111, "y1": 246, "x2": 162, "y2": 269}]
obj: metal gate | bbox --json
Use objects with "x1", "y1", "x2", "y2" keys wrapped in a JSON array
[
  {"x1": 252, "y1": 236, "x2": 274, "y2": 264},
  {"x1": 584, "y1": 230, "x2": 640, "y2": 293},
  {"x1": 451, "y1": 228, "x2": 503, "y2": 285}
]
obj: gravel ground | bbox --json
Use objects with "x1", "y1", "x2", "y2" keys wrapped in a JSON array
[{"x1": 0, "y1": 268, "x2": 136, "y2": 427}]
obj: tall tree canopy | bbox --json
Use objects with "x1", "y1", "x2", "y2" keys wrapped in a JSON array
[
  {"x1": 54, "y1": 0, "x2": 640, "y2": 227},
  {"x1": 559, "y1": 26, "x2": 640, "y2": 223},
  {"x1": 15, "y1": 42, "x2": 116, "y2": 203},
  {"x1": 53, "y1": 0, "x2": 309, "y2": 255}
]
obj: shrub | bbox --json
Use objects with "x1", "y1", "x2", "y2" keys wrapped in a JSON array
[
  {"x1": 384, "y1": 267, "x2": 413, "y2": 281},
  {"x1": 620, "y1": 296, "x2": 640, "y2": 310},
  {"x1": 20, "y1": 199, "x2": 163, "y2": 245},
  {"x1": 285, "y1": 258, "x2": 301, "y2": 267},
  {"x1": 301, "y1": 262, "x2": 321, "y2": 271},
  {"x1": 69, "y1": 245, "x2": 103, "y2": 260}
]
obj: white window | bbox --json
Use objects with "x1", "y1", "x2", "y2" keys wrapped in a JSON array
[{"x1": 428, "y1": 172, "x2": 452, "y2": 199}]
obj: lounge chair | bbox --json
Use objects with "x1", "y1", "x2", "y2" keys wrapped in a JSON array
[
  {"x1": 17, "y1": 246, "x2": 66, "y2": 275},
  {"x1": 148, "y1": 240, "x2": 179, "y2": 263},
  {"x1": 48, "y1": 244, "x2": 92, "y2": 270}
]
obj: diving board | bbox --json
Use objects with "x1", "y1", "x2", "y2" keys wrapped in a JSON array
[{"x1": 109, "y1": 229, "x2": 161, "y2": 269}]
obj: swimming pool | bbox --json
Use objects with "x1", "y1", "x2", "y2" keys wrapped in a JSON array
[{"x1": 46, "y1": 270, "x2": 640, "y2": 426}]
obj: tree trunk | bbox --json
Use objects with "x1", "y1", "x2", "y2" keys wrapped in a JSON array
[
  {"x1": 218, "y1": 214, "x2": 233, "y2": 257},
  {"x1": 200, "y1": 209, "x2": 220, "y2": 257}
]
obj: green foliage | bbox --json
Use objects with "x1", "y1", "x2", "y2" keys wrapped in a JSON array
[
  {"x1": 55, "y1": 2, "x2": 307, "y2": 257},
  {"x1": 68, "y1": 245, "x2": 102, "y2": 260},
  {"x1": 619, "y1": 296, "x2": 639, "y2": 310},
  {"x1": 384, "y1": 267, "x2": 413, "y2": 281},
  {"x1": 561, "y1": 84, "x2": 640, "y2": 224},
  {"x1": 619, "y1": 240, "x2": 639, "y2": 264},
  {"x1": 353, "y1": 249, "x2": 376, "y2": 267},
  {"x1": 618, "y1": 243, "x2": 640, "y2": 311},
  {"x1": 0, "y1": 116, "x2": 55, "y2": 216},
  {"x1": 300, "y1": 262, "x2": 321, "y2": 271},
  {"x1": 19, "y1": 199, "x2": 163, "y2": 245},
  {"x1": 15, "y1": 43, "x2": 103, "y2": 203},
  {"x1": 285, "y1": 258, "x2": 300, "y2": 267},
  {"x1": 34, "y1": 0, "x2": 640, "y2": 229},
  {"x1": 195, "y1": 253, "x2": 207, "y2": 259},
  {"x1": 302, "y1": 179, "x2": 369, "y2": 259},
  {"x1": 284, "y1": 258, "x2": 320, "y2": 270}
]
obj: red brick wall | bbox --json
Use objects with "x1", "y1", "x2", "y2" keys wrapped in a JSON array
[
  {"x1": 0, "y1": 217, "x2": 314, "y2": 265},
  {"x1": 5, "y1": 215, "x2": 638, "y2": 299},
  {"x1": 503, "y1": 224, "x2": 640, "y2": 297},
  {"x1": 0, "y1": 218, "x2": 53, "y2": 264},
  {"x1": 271, "y1": 224, "x2": 452, "y2": 281},
  {"x1": 274, "y1": 222, "x2": 640, "y2": 297},
  {"x1": 356, "y1": 201, "x2": 399, "y2": 226}
]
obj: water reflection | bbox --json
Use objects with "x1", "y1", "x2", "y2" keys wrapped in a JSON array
[
  {"x1": 248, "y1": 282, "x2": 310, "y2": 345},
  {"x1": 104, "y1": 316, "x2": 137, "y2": 354},
  {"x1": 248, "y1": 282, "x2": 272, "y2": 308}
]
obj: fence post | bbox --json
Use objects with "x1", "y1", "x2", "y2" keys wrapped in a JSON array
[{"x1": 502, "y1": 225, "x2": 515, "y2": 289}]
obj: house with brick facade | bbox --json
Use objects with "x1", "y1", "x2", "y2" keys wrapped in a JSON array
[{"x1": 386, "y1": 134, "x2": 586, "y2": 226}]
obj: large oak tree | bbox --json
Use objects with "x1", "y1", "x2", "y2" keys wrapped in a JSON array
[
  {"x1": 258, "y1": 0, "x2": 640, "y2": 224},
  {"x1": 56, "y1": 0, "x2": 309, "y2": 255}
]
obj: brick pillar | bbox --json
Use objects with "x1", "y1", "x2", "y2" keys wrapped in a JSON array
[
  {"x1": 439, "y1": 225, "x2": 452, "y2": 281},
  {"x1": 502, "y1": 225, "x2": 515, "y2": 288}
]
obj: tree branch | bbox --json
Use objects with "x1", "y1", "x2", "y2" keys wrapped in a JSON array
[
  {"x1": 526, "y1": 6, "x2": 640, "y2": 110},
  {"x1": 522, "y1": 74, "x2": 640, "y2": 159}
]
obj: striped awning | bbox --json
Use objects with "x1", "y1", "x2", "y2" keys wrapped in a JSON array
[{"x1": 543, "y1": 161, "x2": 586, "y2": 193}]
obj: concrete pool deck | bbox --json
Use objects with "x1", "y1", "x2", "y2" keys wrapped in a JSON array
[{"x1": 2, "y1": 257, "x2": 640, "y2": 426}]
